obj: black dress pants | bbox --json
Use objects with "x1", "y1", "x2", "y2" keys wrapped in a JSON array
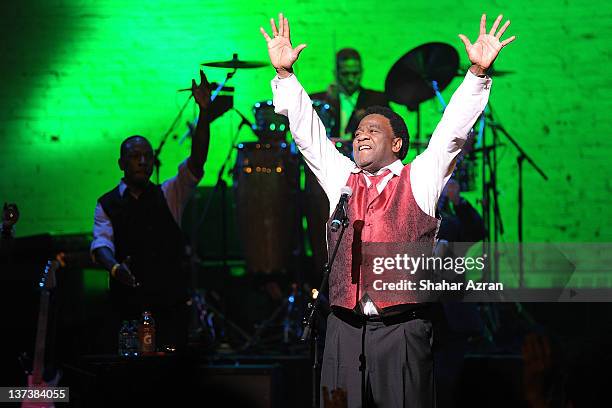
[{"x1": 321, "y1": 311, "x2": 435, "y2": 408}]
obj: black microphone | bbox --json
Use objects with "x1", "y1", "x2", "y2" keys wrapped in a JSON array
[{"x1": 330, "y1": 186, "x2": 353, "y2": 232}]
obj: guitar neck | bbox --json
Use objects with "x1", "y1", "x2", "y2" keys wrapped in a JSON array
[{"x1": 31, "y1": 289, "x2": 51, "y2": 385}]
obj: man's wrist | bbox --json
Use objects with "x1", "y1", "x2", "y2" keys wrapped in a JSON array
[
  {"x1": 275, "y1": 67, "x2": 293, "y2": 79},
  {"x1": 198, "y1": 108, "x2": 211, "y2": 121},
  {"x1": 468, "y1": 64, "x2": 488, "y2": 77}
]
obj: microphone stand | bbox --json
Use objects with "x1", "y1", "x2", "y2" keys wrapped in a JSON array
[{"x1": 301, "y1": 209, "x2": 349, "y2": 408}]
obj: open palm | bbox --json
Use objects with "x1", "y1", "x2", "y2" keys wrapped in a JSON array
[
  {"x1": 459, "y1": 14, "x2": 516, "y2": 70},
  {"x1": 260, "y1": 13, "x2": 307, "y2": 74}
]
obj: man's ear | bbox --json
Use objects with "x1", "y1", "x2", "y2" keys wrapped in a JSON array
[
  {"x1": 392, "y1": 137, "x2": 403, "y2": 155},
  {"x1": 118, "y1": 157, "x2": 125, "y2": 171}
]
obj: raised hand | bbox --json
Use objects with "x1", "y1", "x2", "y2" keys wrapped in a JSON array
[
  {"x1": 260, "y1": 13, "x2": 307, "y2": 78},
  {"x1": 192, "y1": 69, "x2": 211, "y2": 109},
  {"x1": 458, "y1": 14, "x2": 516, "y2": 75}
]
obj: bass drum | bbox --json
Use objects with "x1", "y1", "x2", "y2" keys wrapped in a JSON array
[{"x1": 233, "y1": 142, "x2": 301, "y2": 275}]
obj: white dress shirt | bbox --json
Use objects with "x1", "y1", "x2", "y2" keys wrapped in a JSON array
[
  {"x1": 271, "y1": 71, "x2": 491, "y2": 218},
  {"x1": 339, "y1": 89, "x2": 360, "y2": 139},
  {"x1": 91, "y1": 159, "x2": 201, "y2": 255},
  {"x1": 272, "y1": 71, "x2": 491, "y2": 314}
]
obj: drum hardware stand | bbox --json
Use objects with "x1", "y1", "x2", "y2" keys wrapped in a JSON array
[
  {"x1": 237, "y1": 283, "x2": 306, "y2": 352},
  {"x1": 181, "y1": 68, "x2": 253, "y2": 349},
  {"x1": 189, "y1": 107, "x2": 256, "y2": 268},
  {"x1": 184, "y1": 64, "x2": 249, "y2": 266},
  {"x1": 190, "y1": 288, "x2": 253, "y2": 347},
  {"x1": 479, "y1": 107, "x2": 504, "y2": 283},
  {"x1": 187, "y1": 111, "x2": 254, "y2": 348},
  {"x1": 474, "y1": 104, "x2": 548, "y2": 353},
  {"x1": 239, "y1": 290, "x2": 291, "y2": 351},
  {"x1": 483, "y1": 104, "x2": 548, "y2": 287},
  {"x1": 153, "y1": 94, "x2": 193, "y2": 184},
  {"x1": 301, "y1": 212, "x2": 349, "y2": 408}
]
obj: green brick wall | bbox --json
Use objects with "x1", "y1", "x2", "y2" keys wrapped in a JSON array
[{"x1": 0, "y1": 0, "x2": 610, "y2": 243}]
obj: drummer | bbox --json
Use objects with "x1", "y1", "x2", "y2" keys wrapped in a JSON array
[{"x1": 312, "y1": 48, "x2": 389, "y2": 140}]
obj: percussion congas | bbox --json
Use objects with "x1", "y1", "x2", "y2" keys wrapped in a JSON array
[{"x1": 233, "y1": 142, "x2": 301, "y2": 275}]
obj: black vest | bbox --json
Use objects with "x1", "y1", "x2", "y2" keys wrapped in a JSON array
[{"x1": 98, "y1": 182, "x2": 188, "y2": 310}]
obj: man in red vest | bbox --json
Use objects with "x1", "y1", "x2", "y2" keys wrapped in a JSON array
[{"x1": 261, "y1": 13, "x2": 515, "y2": 407}]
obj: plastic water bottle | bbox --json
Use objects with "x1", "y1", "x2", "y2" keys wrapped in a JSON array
[
  {"x1": 118, "y1": 320, "x2": 129, "y2": 357},
  {"x1": 138, "y1": 311, "x2": 156, "y2": 354},
  {"x1": 127, "y1": 320, "x2": 139, "y2": 357}
]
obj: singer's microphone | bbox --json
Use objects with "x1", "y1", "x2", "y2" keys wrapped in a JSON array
[{"x1": 330, "y1": 186, "x2": 353, "y2": 232}]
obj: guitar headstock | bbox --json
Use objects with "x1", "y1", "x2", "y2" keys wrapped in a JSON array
[
  {"x1": 1, "y1": 202, "x2": 19, "y2": 238},
  {"x1": 39, "y1": 257, "x2": 62, "y2": 291}
]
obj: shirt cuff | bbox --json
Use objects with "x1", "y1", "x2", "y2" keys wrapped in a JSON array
[
  {"x1": 271, "y1": 72, "x2": 296, "y2": 86},
  {"x1": 464, "y1": 69, "x2": 492, "y2": 91},
  {"x1": 271, "y1": 74, "x2": 301, "y2": 117},
  {"x1": 271, "y1": 73, "x2": 301, "y2": 94},
  {"x1": 90, "y1": 239, "x2": 115, "y2": 256}
]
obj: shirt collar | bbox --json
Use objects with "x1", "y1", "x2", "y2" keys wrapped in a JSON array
[
  {"x1": 351, "y1": 159, "x2": 404, "y2": 176},
  {"x1": 118, "y1": 180, "x2": 128, "y2": 197}
]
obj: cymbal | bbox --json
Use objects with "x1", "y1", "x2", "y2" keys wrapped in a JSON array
[
  {"x1": 201, "y1": 53, "x2": 267, "y2": 69},
  {"x1": 385, "y1": 42, "x2": 459, "y2": 110}
]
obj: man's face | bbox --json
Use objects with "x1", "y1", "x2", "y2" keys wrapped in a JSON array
[
  {"x1": 118, "y1": 137, "x2": 154, "y2": 187},
  {"x1": 353, "y1": 114, "x2": 402, "y2": 173},
  {"x1": 337, "y1": 58, "x2": 362, "y2": 96}
]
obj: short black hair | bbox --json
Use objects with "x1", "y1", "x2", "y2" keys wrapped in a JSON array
[
  {"x1": 336, "y1": 48, "x2": 361, "y2": 65},
  {"x1": 120, "y1": 135, "x2": 151, "y2": 158},
  {"x1": 362, "y1": 106, "x2": 410, "y2": 160}
]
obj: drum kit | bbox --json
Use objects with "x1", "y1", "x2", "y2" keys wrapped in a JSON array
[{"x1": 186, "y1": 43, "x2": 522, "y2": 349}]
